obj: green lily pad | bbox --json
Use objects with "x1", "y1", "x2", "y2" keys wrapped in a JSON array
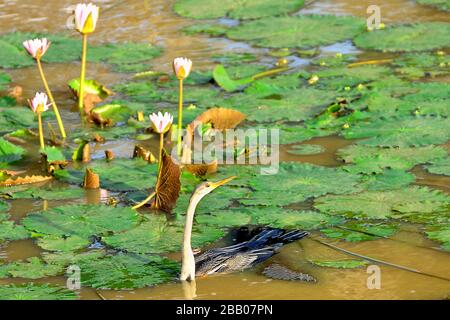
[
  {"x1": 0, "y1": 220, "x2": 29, "y2": 242},
  {"x1": 240, "y1": 163, "x2": 362, "y2": 206},
  {"x1": 0, "y1": 201, "x2": 8, "y2": 213},
  {"x1": 213, "y1": 64, "x2": 255, "y2": 92},
  {"x1": 0, "y1": 107, "x2": 36, "y2": 133},
  {"x1": 77, "y1": 253, "x2": 179, "y2": 290},
  {"x1": 310, "y1": 259, "x2": 368, "y2": 269},
  {"x1": 287, "y1": 144, "x2": 326, "y2": 155},
  {"x1": 343, "y1": 116, "x2": 450, "y2": 147},
  {"x1": 314, "y1": 187, "x2": 449, "y2": 220},
  {"x1": 357, "y1": 169, "x2": 415, "y2": 191},
  {"x1": 103, "y1": 214, "x2": 225, "y2": 254},
  {"x1": 41, "y1": 146, "x2": 66, "y2": 163},
  {"x1": 68, "y1": 78, "x2": 111, "y2": 99},
  {"x1": 320, "y1": 222, "x2": 397, "y2": 242},
  {"x1": 182, "y1": 24, "x2": 228, "y2": 36},
  {"x1": 0, "y1": 257, "x2": 63, "y2": 280},
  {"x1": 226, "y1": 15, "x2": 365, "y2": 49},
  {"x1": 174, "y1": 0, "x2": 305, "y2": 20},
  {"x1": 0, "y1": 284, "x2": 78, "y2": 300},
  {"x1": 22, "y1": 204, "x2": 140, "y2": 252},
  {"x1": 354, "y1": 23, "x2": 450, "y2": 52},
  {"x1": 212, "y1": 52, "x2": 257, "y2": 65},
  {"x1": 0, "y1": 138, "x2": 25, "y2": 163},
  {"x1": 426, "y1": 227, "x2": 450, "y2": 251},
  {"x1": 393, "y1": 52, "x2": 450, "y2": 79},
  {"x1": 338, "y1": 144, "x2": 447, "y2": 173},
  {"x1": 3, "y1": 185, "x2": 85, "y2": 201},
  {"x1": 0, "y1": 72, "x2": 11, "y2": 90},
  {"x1": 425, "y1": 157, "x2": 450, "y2": 176},
  {"x1": 91, "y1": 104, "x2": 133, "y2": 124},
  {"x1": 416, "y1": 0, "x2": 450, "y2": 12},
  {"x1": 54, "y1": 158, "x2": 158, "y2": 192}
]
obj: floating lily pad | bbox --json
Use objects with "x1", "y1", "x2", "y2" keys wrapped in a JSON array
[
  {"x1": 343, "y1": 116, "x2": 450, "y2": 147},
  {"x1": 103, "y1": 214, "x2": 225, "y2": 254},
  {"x1": 0, "y1": 220, "x2": 29, "y2": 243},
  {"x1": 314, "y1": 187, "x2": 449, "y2": 220},
  {"x1": 182, "y1": 24, "x2": 228, "y2": 36},
  {"x1": 41, "y1": 146, "x2": 66, "y2": 163},
  {"x1": 226, "y1": 15, "x2": 365, "y2": 49},
  {"x1": 0, "y1": 107, "x2": 36, "y2": 133},
  {"x1": 240, "y1": 163, "x2": 362, "y2": 206},
  {"x1": 77, "y1": 253, "x2": 179, "y2": 290},
  {"x1": 310, "y1": 259, "x2": 368, "y2": 269},
  {"x1": 54, "y1": 158, "x2": 157, "y2": 192},
  {"x1": 0, "y1": 201, "x2": 8, "y2": 213},
  {"x1": 174, "y1": 0, "x2": 305, "y2": 20},
  {"x1": 22, "y1": 204, "x2": 140, "y2": 252},
  {"x1": 0, "y1": 138, "x2": 25, "y2": 163},
  {"x1": 426, "y1": 227, "x2": 450, "y2": 251},
  {"x1": 357, "y1": 169, "x2": 415, "y2": 191},
  {"x1": 0, "y1": 257, "x2": 63, "y2": 279},
  {"x1": 0, "y1": 283, "x2": 78, "y2": 300},
  {"x1": 320, "y1": 222, "x2": 397, "y2": 242},
  {"x1": 425, "y1": 157, "x2": 450, "y2": 176},
  {"x1": 287, "y1": 144, "x2": 325, "y2": 155},
  {"x1": 393, "y1": 52, "x2": 450, "y2": 79},
  {"x1": 354, "y1": 23, "x2": 450, "y2": 52},
  {"x1": 416, "y1": 0, "x2": 450, "y2": 12},
  {"x1": 338, "y1": 144, "x2": 447, "y2": 173},
  {"x1": 0, "y1": 72, "x2": 11, "y2": 90}
]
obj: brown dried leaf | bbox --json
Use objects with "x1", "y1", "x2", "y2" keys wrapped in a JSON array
[
  {"x1": 152, "y1": 150, "x2": 181, "y2": 213},
  {"x1": 82, "y1": 144, "x2": 91, "y2": 163},
  {"x1": 185, "y1": 160, "x2": 218, "y2": 177},
  {"x1": 133, "y1": 145, "x2": 156, "y2": 164},
  {"x1": 189, "y1": 108, "x2": 246, "y2": 132},
  {"x1": 83, "y1": 168, "x2": 100, "y2": 189},
  {"x1": 0, "y1": 175, "x2": 53, "y2": 187},
  {"x1": 105, "y1": 150, "x2": 115, "y2": 162}
]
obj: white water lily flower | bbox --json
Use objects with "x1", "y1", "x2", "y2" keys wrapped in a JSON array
[
  {"x1": 28, "y1": 92, "x2": 51, "y2": 113},
  {"x1": 75, "y1": 3, "x2": 100, "y2": 34},
  {"x1": 173, "y1": 57, "x2": 192, "y2": 80},
  {"x1": 23, "y1": 38, "x2": 51, "y2": 59},
  {"x1": 150, "y1": 112, "x2": 173, "y2": 134}
]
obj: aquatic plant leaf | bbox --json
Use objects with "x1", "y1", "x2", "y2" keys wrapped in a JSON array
[
  {"x1": 250, "y1": 208, "x2": 345, "y2": 230},
  {"x1": 103, "y1": 214, "x2": 224, "y2": 254},
  {"x1": 190, "y1": 107, "x2": 246, "y2": 130},
  {"x1": 213, "y1": 64, "x2": 255, "y2": 92},
  {"x1": 0, "y1": 138, "x2": 24, "y2": 163},
  {"x1": 0, "y1": 201, "x2": 9, "y2": 213},
  {"x1": 426, "y1": 227, "x2": 450, "y2": 251},
  {"x1": 0, "y1": 175, "x2": 53, "y2": 187},
  {"x1": 55, "y1": 158, "x2": 157, "y2": 192},
  {"x1": 393, "y1": 52, "x2": 450, "y2": 79},
  {"x1": 22, "y1": 204, "x2": 139, "y2": 252},
  {"x1": 226, "y1": 15, "x2": 365, "y2": 48},
  {"x1": 0, "y1": 257, "x2": 63, "y2": 280},
  {"x1": 287, "y1": 144, "x2": 325, "y2": 155},
  {"x1": 174, "y1": 0, "x2": 304, "y2": 20},
  {"x1": 416, "y1": 0, "x2": 450, "y2": 11},
  {"x1": 153, "y1": 151, "x2": 181, "y2": 213},
  {"x1": 343, "y1": 116, "x2": 450, "y2": 147},
  {"x1": 0, "y1": 186, "x2": 84, "y2": 201},
  {"x1": 212, "y1": 53, "x2": 257, "y2": 65},
  {"x1": 314, "y1": 187, "x2": 449, "y2": 220},
  {"x1": 310, "y1": 259, "x2": 368, "y2": 269},
  {"x1": 354, "y1": 23, "x2": 450, "y2": 52},
  {"x1": 0, "y1": 72, "x2": 11, "y2": 91},
  {"x1": 0, "y1": 284, "x2": 77, "y2": 300},
  {"x1": 337, "y1": 144, "x2": 447, "y2": 173},
  {"x1": 240, "y1": 163, "x2": 362, "y2": 206},
  {"x1": 76, "y1": 253, "x2": 178, "y2": 290},
  {"x1": 425, "y1": 157, "x2": 450, "y2": 176},
  {"x1": 183, "y1": 24, "x2": 228, "y2": 36},
  {"x1": 90, "y1": 104, "x2": 133, "y2": 126},
  {"x1": 0, "y1": 221, "x2": 29, "y2": 242},
  {"x1": 0, "y1": 107, "x2": 36, "y2": 133},
  {"x1": 320, "y1": 222, "x2": 397, "y2": 242},
  {"x1": 41, "y1": 146, "x2": 66, "y2": 163},
  {"x1": 0, "y1": 40, "x2": 33, "y2": 68},
  {"x1": 357, "y1": 169, "x2": 415, "y2": 191}
]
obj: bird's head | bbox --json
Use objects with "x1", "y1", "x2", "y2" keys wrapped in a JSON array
[{"x1": 191, "y1": 176, "x2": 236, "y2": 202}]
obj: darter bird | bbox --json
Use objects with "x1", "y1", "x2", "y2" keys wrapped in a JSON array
[{"x1": 180, "y1": 176, "x2": 309, "y2": 281}]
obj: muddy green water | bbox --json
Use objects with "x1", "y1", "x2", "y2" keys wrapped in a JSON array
[{"x1": 0, "y1": 0, "x2": 449, "y2": 299}]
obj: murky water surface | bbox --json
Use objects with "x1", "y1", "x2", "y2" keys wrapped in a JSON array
[{"x1": 0, "y1": 0, "x2": 449, "y2": 299}]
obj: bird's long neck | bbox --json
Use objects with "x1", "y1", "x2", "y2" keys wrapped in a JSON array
[{"x1": 180, "y1": 195, "x2": 201, "y2": 281}]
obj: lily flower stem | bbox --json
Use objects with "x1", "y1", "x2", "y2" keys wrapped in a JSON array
[
  {"x1": 36, "y1": 58, "x2": 66, "y2": 139},
  {"x1": 37, "y1": 112, "x2": 45, "y2": 150},
  {"x1": 177, "y1": 78, "x2": 183, "y2": 156},
  {"x1": 78, "y1": 33, "x2": 88, "y2": 118}
]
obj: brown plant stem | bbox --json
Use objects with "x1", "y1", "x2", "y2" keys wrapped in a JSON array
[{"x1": 37, "y1": 112, "x2": 45, "y2": 150}]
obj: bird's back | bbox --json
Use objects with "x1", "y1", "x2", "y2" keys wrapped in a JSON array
[{"x1": 195, "y1": 228, "x2": 308, "y2": 277}]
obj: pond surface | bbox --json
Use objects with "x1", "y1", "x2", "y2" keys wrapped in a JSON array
[{"x1": 0, "y1": 0, "x2": 449, "y2": 299}]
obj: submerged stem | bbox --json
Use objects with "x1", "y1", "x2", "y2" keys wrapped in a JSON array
[
  {"x1": 78, "y1": 34, "x2": 88, "y2": 118},
  {"x1": 37, "y1": 112, "x2": 45, "y2": 150},
  {"x1": 36, "y1": 58, "x2": 66, "y2": 139},
  {"x1": 177, "y1": 78, "x2": 183, "y2": 156}
]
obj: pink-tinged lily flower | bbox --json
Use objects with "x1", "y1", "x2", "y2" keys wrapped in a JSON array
[
  {"x1": 28, "y1": 92, "x2": 51, "y2": 113},
  {"x1": 173, "y1": 57, "x2": 192, "y2": 80},
  {"x1": 75, "y1": 3, "x2": 100, "y2": 34},
  {"x1": 150, "y1": 112, "x2": 173, "y2": 134},
  {"x1": 23, "y1": 38, "x2": 51, "y2": 59}
]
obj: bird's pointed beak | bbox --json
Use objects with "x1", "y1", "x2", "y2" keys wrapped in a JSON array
[{"x1": 210, "y1": 176, "x2": 236, "y2": 189}]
